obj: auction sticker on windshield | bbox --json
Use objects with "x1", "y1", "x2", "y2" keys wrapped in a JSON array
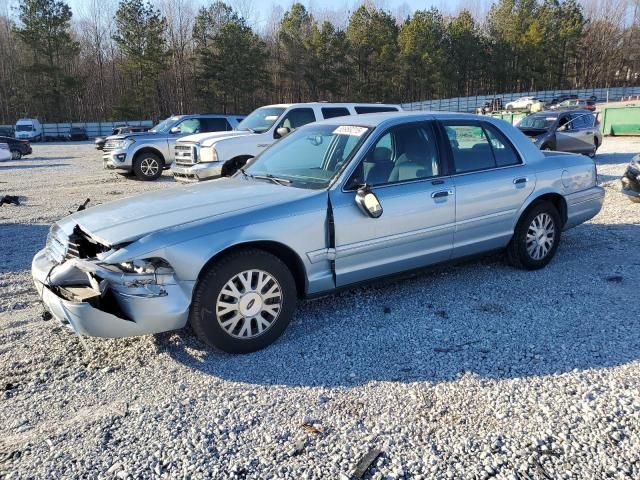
[{"x1": 333, "y1": 126, "x2": 368, "y2": 136}]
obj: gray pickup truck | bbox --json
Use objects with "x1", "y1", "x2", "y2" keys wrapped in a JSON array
[{"x1": 102, "y1": 114, "x2": 244, "y2": 180}]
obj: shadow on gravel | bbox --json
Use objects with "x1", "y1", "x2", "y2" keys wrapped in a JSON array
[
  {"x1": 157, "y1": 222, "x2": 640, "y2": 387},
  {"x1": 595, "y1": 151, "x2": 636, "y2": 166},
  {"x1": 0, "y1": 163, "x2": 70, "y2": 171},
  {"x1": 0, "y1": 224, "x2": 49, "y2": 272}
]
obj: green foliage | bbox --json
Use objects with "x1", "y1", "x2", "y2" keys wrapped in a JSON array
[
  {"x1": 194, "y1": 10, "x2": 269, "y2": 113},
  {"x1": 347, "y1": 5, "x2": 399, "y2": 101},
  {"x1": 13, "y1": 0, "x2": 80, "y2": 120},
  {"x1": 112, "y1": 0, "x2": 167, "y2": 117}
]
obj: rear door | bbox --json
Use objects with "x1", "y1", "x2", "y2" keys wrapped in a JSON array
[{"x1": 440, "y1": 120, "x2": 536, "y2": 257}]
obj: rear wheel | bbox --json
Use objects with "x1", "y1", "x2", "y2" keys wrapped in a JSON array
[
  {"x1": 11, "y1": 149, "x2": 21, "y2": 160},
  {"x1": 133, "y1": 152, "x2": 163, "y2": 181},
  {"x1": 507, "y1": 201, "x2": 561, "y2": 270},
  {"x1": 190, "y1": 249, "x2": 297, "y2": 353}
]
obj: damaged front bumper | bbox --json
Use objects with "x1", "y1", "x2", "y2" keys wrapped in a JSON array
[{"x1": 32, "y1": 248, "x2": 191, "y2": 338}]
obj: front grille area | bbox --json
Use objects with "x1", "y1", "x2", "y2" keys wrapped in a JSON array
[
  {"x1": 46, "y1": 225, "x2": 109, "y2": 264},
  {"x1": 175, "y1": 144, "x2": 196, "y2": 165}
]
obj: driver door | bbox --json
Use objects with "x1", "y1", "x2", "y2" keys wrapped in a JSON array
[{"x1": 329, "y1": 122, "x2": 455, "y2": 287}]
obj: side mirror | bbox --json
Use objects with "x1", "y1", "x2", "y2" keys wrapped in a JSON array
[
  {"x1": 170, "y1": 126, "x2": 181, "y2": 134},
  {"x1": 355, "y1": 186, "x2": 383, "y2": 219},
  {"x1": 275, "y1": 126, "x2": 291, "y2": 139}
]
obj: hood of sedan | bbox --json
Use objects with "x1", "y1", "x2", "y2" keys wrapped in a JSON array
[{"x1": 56, "y1": 178, "x2": 318, "y2": 246}]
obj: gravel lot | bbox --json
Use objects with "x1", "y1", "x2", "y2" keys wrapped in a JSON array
[{"x1": 1, "y1": 139, "x2": 639, "y2": 479}]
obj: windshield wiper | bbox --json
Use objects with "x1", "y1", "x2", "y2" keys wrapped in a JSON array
[
  {"x1": 239, "y1": 167, "x2": 254, "y2": 179},
  {"x1": 253, "y1": 174, "x2": 291, "y2": 186}
]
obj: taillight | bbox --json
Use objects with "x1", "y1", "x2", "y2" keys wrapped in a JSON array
[{"x1": 20, "y1": 140, "x2": 29, "y2": 144}]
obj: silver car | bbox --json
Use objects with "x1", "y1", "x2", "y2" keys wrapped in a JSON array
[{"x1": 33, "y1": 112, "x2": 604, "y2": 353}]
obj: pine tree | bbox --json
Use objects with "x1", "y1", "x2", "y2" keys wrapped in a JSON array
[
  {"x1": 13, "y1": 0, "x2": 80, "y2": 121},
  {"x1": 112, "y1": 0, "x2": 167, "y2": 118}
]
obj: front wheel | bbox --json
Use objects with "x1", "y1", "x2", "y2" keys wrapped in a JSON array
[
  {"x1": 133, "y1": 153, "x2": 163, "y2": 181},
  {"x1": 189, "y1": 249, "x2": 297, "y2": 353},
  {"x1": 11, "y1": 149, "x2": 21, "y2": 160},
  {"x1": 507, "y1": 201, "x2": 562, "y2": 270}
]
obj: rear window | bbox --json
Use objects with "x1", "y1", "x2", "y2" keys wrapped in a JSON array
[
  {"x1": 321, "y1": 107, "x2": 350, "y2": 119},
  {"x1": 354, "y1": 106, "x2": 399, "y2": 114}
]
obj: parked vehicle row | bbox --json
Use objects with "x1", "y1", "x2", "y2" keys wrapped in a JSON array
[
  {"x1": 478, "y1": 94, "x2": 598, "y2": 114},
  {"x1": 102, "y1": 114, "x2": 244, "y2": 180},
  {"x1": 171, "y1": 103, "x2": 402, "y2": 182},
  {"x1": 33, "y1": 111, "x2": 604, "y2": 353}
]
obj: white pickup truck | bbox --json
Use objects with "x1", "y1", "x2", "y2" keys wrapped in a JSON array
[{"x1": 171, "y1": 102, "x2": 401, "y2": 181}]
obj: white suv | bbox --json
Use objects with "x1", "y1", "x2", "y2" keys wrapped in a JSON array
[{"x1": 171, "y1": 103, "x2": 401, "y2": 182}]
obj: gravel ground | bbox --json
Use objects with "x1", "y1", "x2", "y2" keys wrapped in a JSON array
[{"x1": 1, "y1": 139, "x2": 639, "y2": 479}]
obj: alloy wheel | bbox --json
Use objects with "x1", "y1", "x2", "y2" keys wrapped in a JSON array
[
  {"x1": 526, "y1": 213, "x2": 555, "y2": 260},
  {"x1": 140, "y1": 157, "x2": 159, "y2": 177},
  {"x1": 215, "y1": 269, "x2": 283, "y2": 339}
]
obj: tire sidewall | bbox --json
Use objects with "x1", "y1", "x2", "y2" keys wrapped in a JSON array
[
  {"x1": 11, "y1": 149, "x2": 21, "y2": 160},
  {"x1": 512, "y1": 202, "x2": 562, "y2": 270},
  {"x1": 190, "y1": 250, "x2": 297, "y2": 354},
  {"x1": 133, "y1": 153, "x2": 163, "y2": 181}
]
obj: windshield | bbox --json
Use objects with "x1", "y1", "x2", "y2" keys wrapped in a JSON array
[
  {"x1": 237, "y1": 107, "x2": 286, "y2": 133},
  {"x1": 245, "y1": 124, "x2": 371, "y2": 188},
  {"x1": 16, "y1": 125, "x2": 33, "y2": 132},
  {"x1": 518, "y1": 116, "x2": 556, "y2": 130},
  {"x1": 150, "y1": 117, "x2": 181, "y2": 133}
]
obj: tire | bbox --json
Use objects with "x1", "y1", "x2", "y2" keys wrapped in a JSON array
[
  {"x1": 506, "y1": 105, "x2": 513, "y2": 111},
  {"x1": 190, "y1": 249, "x2": 297, "y2": 353},
  {"x1": 11, "y1": 149, "x2": 21, "y2": 160},
  {"x1": 506, "y1": 201, "x2": 562, "y2": 270},
  {"x1": 588, "y1": 137, "x2": 599, "y2": 158},
  {"x1": 132, "y1": 152, "x2": 163, "y2": 181}
]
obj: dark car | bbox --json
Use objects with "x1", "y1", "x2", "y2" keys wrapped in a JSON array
[
  {"x1": 549, "y1": 98, "x2": 596, "y2": 112},
  {"x1": 94, "y1": 126, "x2": 149, "y2": 150},
  {"x1": 621, "y1": 155, "x2": 640, "y2": 203},
  {"x1": 67, "y1": 127, "x2": 89, "y2": 141},
  {"x1": 0, "y1": 135, "x2": 32, "y2": 160},
  {"x1": 547, "y1": 94, "x2": 579, "y2": 106},
  {"x1": 0, "y1": 126, "x2": 15, "y2": 137},
  {"x1": 476, "y1": 98, "x2": 503, "y2": 114},
  {"x1": 517, "y1": 110, "x2": 602, "y2": 157}
]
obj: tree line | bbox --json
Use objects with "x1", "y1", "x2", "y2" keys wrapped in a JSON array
[{"x1": 0, "y1": 0, "x2": 638, "y2": 124}]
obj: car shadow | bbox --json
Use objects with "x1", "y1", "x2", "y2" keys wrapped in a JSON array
[
  {"x1": 595, "y1": 151, "x2": 637, "y2": 166},
  {"x1": 155, "y1": 221, "x2": 640, "y2": 387},
  {"x1": 0, "y1": 163, "x2": 70, "y2": 170},
  {"x1": 0, "y1": 224, "x2": 49, "y2": 272}
]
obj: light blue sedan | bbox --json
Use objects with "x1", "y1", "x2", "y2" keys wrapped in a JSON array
[{"x1": 32, "y1": 112, "x2": 605, "y2": 353}]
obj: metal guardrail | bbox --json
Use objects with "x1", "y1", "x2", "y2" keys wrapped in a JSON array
[
  {"x1": 0, "y1": 120, "x2": 154, "y2": 139},
  {"x1": 401, "y1": 86, "x2": 640, "y2": 113}
]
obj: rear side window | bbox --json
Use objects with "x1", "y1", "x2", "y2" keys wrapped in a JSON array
[
  {"x1": 443, "y1": 122, "x2": 520, "y2": 173},
  {"x1": 354, "y1": 106, "x2": 399, "y2": 114},
  {"x1": 321, "y1": 107, "x2": 350, "y2": 119},
  {"x1": 483, "y1": 124, "x2": 521, "y2": 167},
  {"x1": 202, "y1": 117, "x2": 232, "y2": 132}
]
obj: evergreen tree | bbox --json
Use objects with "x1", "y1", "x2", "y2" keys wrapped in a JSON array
[
  {"x1": 112, "y1": 0, "x2": 167, "y2": 118},
  {"x1": 13, "y1": 0, "x2": 80, "y2": 120}
]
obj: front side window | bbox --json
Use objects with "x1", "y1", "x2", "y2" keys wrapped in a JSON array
[
  {"x1": 246, "y1": 124, "x2": 370, "y2": 188},
  {"x1": 349, "y1": 123, "x2": 439, "y2": 187},
  {"x1": 277, "y1": 108, "x2": 316, "y2": 132},
  {"x1": 178, "y1": 118, "x2": 202, "y2": 134},
  {"x1": 237, "y1": 107, "x2": 286, "y2": 133},
  {"x1": 569, "y1": 114, "x2": 587, "y2": 129}
]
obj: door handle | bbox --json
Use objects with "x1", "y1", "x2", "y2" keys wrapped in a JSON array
[
  {"x1": 585, "y1": 131, "x2": 593, "y2": 135},
  {"x1": 431, "y1": 190, "x2": 454, "y2": 198},
  {"x1": 513, "y1": 177, "x2": 528, "y2": 185}
]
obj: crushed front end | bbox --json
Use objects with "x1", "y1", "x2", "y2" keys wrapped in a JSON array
[{"x1": 32, "y1": 224, "x2": 190, "y2": 338}]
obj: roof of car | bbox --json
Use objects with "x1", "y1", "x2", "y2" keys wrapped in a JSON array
[
  {"x1": 262, "y1": 102, "x2": 401, "y2": 109},
  {"x1": 532, "y1": 109, "x2": 594, "y2": 117},
  {"x1": 313, "y1": 110, "x2": 488, "y2": 128}
]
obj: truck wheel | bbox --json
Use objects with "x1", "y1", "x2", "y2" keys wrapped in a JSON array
[
  {"x1": 190, "y1": 249, "x2": 297, "y2": 354},
  {"x1": 506, "y1": 201, "x2": 561, "y2": 270},
  {"x1": 133, "y1": 153, "x2": 163, "y2": 181},
  {"x1": 11, "y1": 149, "x2": 21, "y2": 160}
]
